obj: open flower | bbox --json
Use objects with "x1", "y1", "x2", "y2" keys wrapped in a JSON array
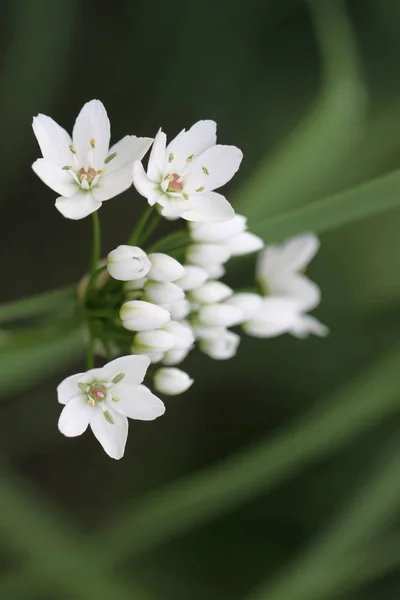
[
  {"x1": 57, "y1": 355, "x2": 165, "y2": 459},
  {"x1": 32, "y1": 99, "x2": 153, "y2": 220},
  {"x1": 132, "y1": 120, "x2": 242, "y2": 222}
]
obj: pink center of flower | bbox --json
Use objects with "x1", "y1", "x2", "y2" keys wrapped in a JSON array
[
  {"x1": 167, "y1": 173, "x2": 184, "y2": 193},
  {"x1": 79, "y1": 167, "x2": 97, "y2": 184},
  {"x1": 90, "y1": 385, "x2": 107, "y2": 402}
]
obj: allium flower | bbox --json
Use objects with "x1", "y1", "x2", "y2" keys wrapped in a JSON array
[
  {"x1": 107, "y1": 245, "x2": 151, "y2": 281},
  {"x1": 120, "y1": 300, "x2": 170, "y2": 331},
  {"x1": 176, "y1": 265, "x2": 209, "y2": 291},
  {"x1": 132, "y1": 120, "x2": 242, "y2": 222},
  {"x1": 196, "y1": 327, "x2": 240, "y2": 360},
  {"x1": 154, "y1": 368, "x2": 194, "y2": 395},
  {"x1": 189, "y1": 214, "x2": 263, "y2": 256},
  {"x1": 143, "y1": 281, "x2": 185, "y2": 305},
  {"x1": 148, "y1": 253, "x2": 185, "y2": 282},
  {"x1": 57, "y1": 356, "x2": 165, "y2": 459},
  {"x1": 32, "y1": 100, "x2": 152, "y2": 220}
]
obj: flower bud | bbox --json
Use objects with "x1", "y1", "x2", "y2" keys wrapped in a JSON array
[
  {"x1": 225, "y1": 232, "x2": 264, "y2": 256},
  {"x1": 168, "y1": 298, "x2": 191, "y2": 320},
  {"x1": 190, "y1": 281, "x2": 233, "y2": 304},
  {"x1": 162, "y1": 347, "x2": 191, "y2": 366},
  {"x1": 186, "y1": 244, "x2": 230, "y2": 268},
  {"x1": 176, "y1": 265, "x2": 209, "y2": 291},
  {"x1": 107, "y1": 245, "x2": 151, "y2": 281},
  {"x1": 132, "y1": 348, "x2": 165, "y2": 364},
  {"x1": 133, "y1": 329, "x2": 174, "y2": 352},
  {"x1": 198, "y1": 328, "x2": 240, "y2": 360},
  {"x1": 197, "y1": 303, "x2": 243, "y2": 328},
  {"x1": 124, "y1": 276, "x2": 147, "y2": 291},
  {"x1": 189, "y1": 215, "x2": 247, "y2": 243},
  {"x1": 120, "y1": 300, "x2": 170, "y2": 331},
  {"x1": 148, "y1": 253, "x2": 185, "y2": 282},
  {"x1": 202, "y1": 263, "x2": 226, "y2": 279},
  {"x1": 242, "y1": 297, "x2": 300, "y2": 338},
  {"x1": 224, "y1": 293, "x2": 263, "y2": 321},
  {"x1": 154, "y1": 368, "x2": 194, "y2": 395},
  {"x1": 162, "y1": 321, "x2": 194, "y2": 350},
  {"x1": 144, "y1": 281, "x2": 185, "y2": 305}
]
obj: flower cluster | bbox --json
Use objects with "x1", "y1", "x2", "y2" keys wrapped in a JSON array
[{"x1": 32, "y1": 99, "x2": 328, "y2": 459}]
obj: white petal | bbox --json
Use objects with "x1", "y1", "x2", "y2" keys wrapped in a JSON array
[
  {"x1": 90, "y1": 408, "x2": 128, "y2": 460},
  {"x1": 57, "y1": 373, "x2": 85, "y2": 405},
  {"x1": 278, "y1": 234, "x2": 320, "y2": 272},
  {"x1": 198, "y1": 304, "x2": 243, "y2": 327},
  {"x1": 92, "y1": 165, "x2": 132, "y2": 202},
  {"x1": 184, "y1": 145, "x2": 243, "y2": 193},
  {"x1": 32, "y1": 159, "x2": 78, "y2": 197},
  {"x1": 144, "y1": 281, "x2": 184, "y2": 305},
  {"x1": 224, "y1": 293, "x2": 263, "y2": 320},
  {"x1": 154, "y1": 368, "x2": 193, "y2": 396},
  {"x1": 148, "y1": 253, "x2": 185, "y2": 282},
  {"x1": 199, "y1": 329, "x2": 240, "y2": 360},
  {"x1": 120, "y1": 300, "x2": 171, "y2": 331},
  {"x1": 166, "y1": 120, "x2": 217, "y2": 172},
  {"x1": 112, "y1": 384, "x2": 165, "y2": 420},
  {"x1": 55, "y1": 191, "x2": 102, "y2": 220},
  {"x1": 243, "y1": 297, "x2": 300, "y2": 338},
  {"x1": 132, "y1": 161, "x2": 161, "y2": 205},
  {"x1": 147, "y1": 129, "x2": 167, "y2": 181},
  {"x1": 191, "y1": 281, "x2": 233, "y2": 304},
  {"x1": 269, "y1": 273, "x2": 321, "y2": 312},
  {"x1": 162, "y1": 347, "x2": 191, "y2": 366},
  {"x1": 181, "y1": 192, "x2": 235, "y2": 222},
  {"x1": 189, "y1": 215, "x2": 246, "y2": 243},
  {"x1": 32, "y1": 114, "x2": 73, "y2": 167},
  {"x1": 106, "y1": 135, "x2": 153, "y2": 173},
  {"x1": 176, "y1": 265, "x2": 209, "y2": 291},
  {"x1": 72, "y1": 99, "x2": 110, "y2": 169},
  {"x1": 101, "y1": 355, "x2": 150, "y2": 386},
  {"x1": 58, "y1": 396, "x2": 92, "y2": 437},
  {"x1": 187, "y1": 243, "x2": 231, "y2": 267},
  {"x1": 290, "y1": 315, "x2": 329, "y2": 339},
  {"x1": 225, "y1": 232, "x2": 264, "y2": 256}
]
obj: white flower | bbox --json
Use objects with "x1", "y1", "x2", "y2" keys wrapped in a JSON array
[
  {"x1": 225, "y1": 293, "x2": 263, "y2": 321},
  {"x1": 132, "y1": 120, "x2": 242, "y2": 222},
  {"x1": 57, "y1": 355, "x2": 164, "y2": 459},
  {"x1": 124, "y1": 276, "x2": 148, "y2": 292},
  {"x1": 243, "y1": 297, "x2": 301, "y2": 338},
  {"x1": 148, "y1": 253, "x2": 185, "y2": 282},
  {"x1": 189, "y1": 215, "x2": 247, "y2": 243},
  {"x1": 133, "y1": 330, "x2": 175, "y2": 353},
  {"x1": 176, "y1": 265, "x2": 209, "y2": 291},
  {"x1": 162, "y1": 347, "x2": 192, "y2": 366},
  {"x1": 120, "y1": 300, "x2": 170, "y2": 331},
  {"x1": 197, "y1": 303, "x2": 243, "y2": 328},
  {"x1": 154, "y1": 368, "x2": 194, "y2": 395},
  {"x1": 190, "y1": 281, "x2": 233, "y2": 304},
  {"x1": 202, "y1": 263, "x2": 226, "y2": 280},
  {"x1": 225, "y1": 232, "x2": 264, "y2": 256},
  {"x1": 290, "y1": 315, "x2": 329, "y2": 339},
  {"x1": 256, "y1": 234, "x2": 320, "y2": 311},
  {"x1": 162, "y1": 321, "x2": 195, "y2": 350},
  {"x1": 186, "y1": 244, "x2": 231, "y2": 268},
  {"x1": 197, "y1": 328, "x2": 240, "y2": 360},
  {"x1": 107, "y1": 245, "x2": 151, "y2": 281},
  {"x1": 32, "y1": 99, "x2": 152, "y2": 220},
  {"x1": 143, "y1": 281, "x2": 185, "y2": 305}
]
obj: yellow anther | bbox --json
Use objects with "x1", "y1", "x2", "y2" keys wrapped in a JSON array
[
  {"x1": 69, "y1": 145, "x2": 77, "y2": 154},
  {"x1": 80, "y1": 173, "x2": 88, "y2": 180},
  {"x1": 196, "y1": 186, "x2": 204, "y2": 193},
  {"x1": 202, "y1": 166, "x2": 209, "y2": 175},
  {"x1": 90, "y1": 138, "x2": 96, "y2": 148},
  {"x1": 62, "y1": 165, "x2": 72, "y2": 171},
  {"x1": 186, "y1": 154, "x2": 194, "y2": 162},
  {"x1": 96, "y1": 168, "x2": 105, "y2": 175},
  {"x1": 168, "y1": 153, "x2": 174, "y2": 163},
  {"x1": 183, "y1": 192, "x2": 189, "y2": 200},
  {"x1": 112, "y1": 395, "x2": 120, "y2": 403},
  {"x1": 87, "y1": 397, "x2": 96, "y2": 407}
]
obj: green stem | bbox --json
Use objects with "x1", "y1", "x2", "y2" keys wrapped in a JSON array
[
  {"x1": 86, "y1": 333, "x2": 95, "y2": 370},
  {"x1": 128, "y1": 205, "x2": 154, "y2": 246},
  {"x1": 0, "y1": 285, "x2": 76, "y2": 325},
  {"x1": 147, "y1": 230, "x2": 190, "y2": 253},
  {"x1": 139, "y1": 213, "x2": 161, "y2": 248},
  {"x1": 90, "y1": 212, "x2": 101, "y2": 276}
]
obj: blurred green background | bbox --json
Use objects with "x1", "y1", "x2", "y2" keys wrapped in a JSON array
[{"x1": 0, "y1": 0, "x2": 400, "y2": 598}]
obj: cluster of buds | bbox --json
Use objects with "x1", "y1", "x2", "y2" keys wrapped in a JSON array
[{"x1": 31, "y1": 99, "x2": 327, "y2": 459}]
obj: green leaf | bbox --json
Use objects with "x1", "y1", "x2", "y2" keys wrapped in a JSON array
[
  {"x1": 0, "y1": 323, "x2": 85, "y2": 397},
  {"x1": 251, "y1": 167, "x2": 400, "y2": 243},
  {"x1": 0, "y1": 285, "x2": 76, "y2": 325}
]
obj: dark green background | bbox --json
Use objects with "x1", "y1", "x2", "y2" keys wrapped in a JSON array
[{"x1": 0, "y1": 1, "x2": 399, "y2": 598}]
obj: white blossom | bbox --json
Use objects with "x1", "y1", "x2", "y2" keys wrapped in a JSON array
[
  {"x1": 186, "y1": 244, "x2": 231, "y2": 268},
  {"x1": 154, "y1": 368, "x2": 194, "y2": 395},
  {"x1": 133, "y1": 329, "x2": 175, "y2": 353},
  {"x1": 166, "y1": 298, "x2": 191, "y2": 320},
  {"x1": 176, "y1": 265, "x2": 209, "y2": 291},
  {"x1": 189, "y1": 215, "x2": 247, "y2": 243},
  {"x1": 243, "y1": 297, "x2": 302, "y2": 338},
  {"x1": 120, "y1": 300, "x2": 170, "y2": 331},
  {"x1": 202, "y1": 263, "x2": 226, "y2": 279},
  {"x1": 162, "y1": 347, "x2": 192, "y2": 366},
  {"x1": 162, "y1": 321, "x2": 195, "y2": 351},
  {"x1": 32, "y1": 99, "x2": 152, "y2": 220},
  {"x1": 132, "y1": 120, "x2": 242, "y2": 222},
  {"x1": 143, "y1": 281, "x2": 185, "y2": 305},
  {"x1": 197, "y1": 328, "x2": 240, "y2": 360},
  {"x1": 57, "y1": 355, "x2": 164, "y2": 459},
  {"x1": 225, "y1": 231, "x2": 264, "y2": 256},
  {"x1": 190, "y1": 281, "x2": 233, "y2": 304},
  {"x1": 225, "y1": 293, "x2": 263, "y2": 321},
  {"x1": 124, "y1": 276, "x2": 148, "y2": 292},
  {"x1": 197, "y1": 303, "x2": 243, "y2": 328},
  {"x1": 148, "y1": 253, "x2": 185, "y2": 282},
  {"x1": 107, "y1": 245, "x2": 151, "y2": 281}
]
